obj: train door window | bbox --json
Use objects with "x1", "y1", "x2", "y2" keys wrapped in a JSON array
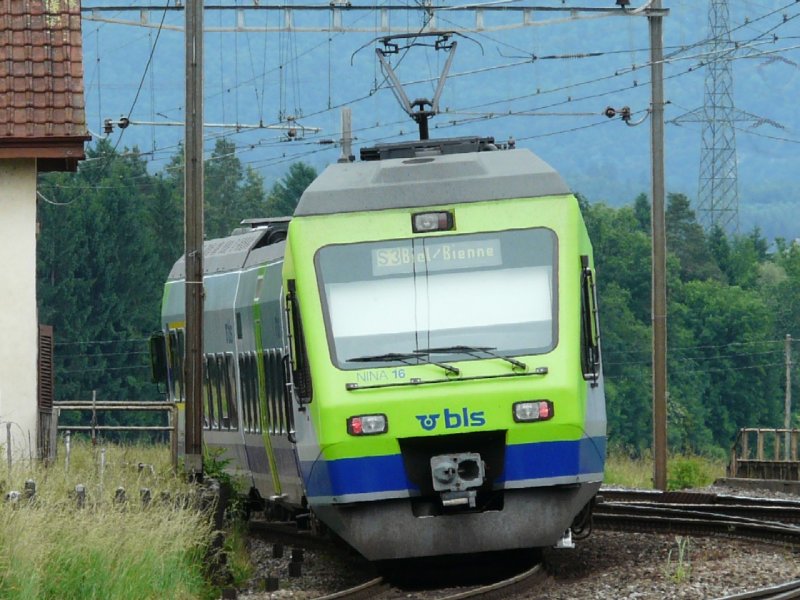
[
  {"x1": 167, "y1": 330, "x2": 186, "y2": 402},
  {"x1": 263, "y1": 349, "x2": 277, "y2": 434},
  {"x1": 286, "y1": 280, "x2": 313, "y2": 403},
  {"x1": 167, "y1": 331, "x2": 178, "y2": 399},
  {"x1": 281, "y1": 351, "x2": 294, "y2": 436},
  {"x1": 263, "y1": 348, "x2": 291, "y2": 434},
  {"x1": 580, "y1": 256, "x2": 601, "y2": 382}
]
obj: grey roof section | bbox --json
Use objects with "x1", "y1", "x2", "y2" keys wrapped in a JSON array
[
  {"x1": 168, "y1": 229, "x2": 271, "y2": 281},
  {"x1": 294, "y1": 148, "x2": 571, "y2": 217}
]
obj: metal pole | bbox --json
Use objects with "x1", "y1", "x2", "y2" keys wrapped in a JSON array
[
  {"x1": 91, "y1": 389, "x2": 97, "y2": 446},
  {"x1": 184, "y1": 0, "x2": 205, "y2": 480},
  {"x1": 649, "y1": 0, "x2": 668, "y2": 491},
  {"x1": 338, "y1": 108, "x2": 353, "y2": 163},
  {"x1": 785, "y1": 334, "x2": 792, "y2": 460}
]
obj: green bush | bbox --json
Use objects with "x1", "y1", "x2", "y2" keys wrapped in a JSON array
[{"x1": 667, "y1": 456, "x2": 709, "y2": 490}]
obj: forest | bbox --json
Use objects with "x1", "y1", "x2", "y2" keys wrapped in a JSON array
[{"x1": 37, "y1": 139, "x2": 799, "y2": 457}]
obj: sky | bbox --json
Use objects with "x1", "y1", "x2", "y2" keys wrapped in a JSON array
[{"x1": 77, "y1": 0, "x2": 800, "y2": 238}]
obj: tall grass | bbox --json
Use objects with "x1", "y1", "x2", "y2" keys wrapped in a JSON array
[
  {"x1": 0, "y1": 441, "x2": 216, "y2": 600},
  {"x1": 605, "y1": 448, "x2": 727, "y2": 490}
]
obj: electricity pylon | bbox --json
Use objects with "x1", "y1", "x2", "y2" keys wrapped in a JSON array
[{"x1": 671, "y1": 0, "x2": 779, "y2": 233}]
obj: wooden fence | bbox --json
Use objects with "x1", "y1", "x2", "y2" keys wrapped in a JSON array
[
  {"x1": 727, "y1": 427, "x2": 800, "y2": 481},
  {"x1": 52, "y1": 401, "x2": 178, "y2": 467}
]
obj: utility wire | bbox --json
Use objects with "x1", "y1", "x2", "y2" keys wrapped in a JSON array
[{"x1": 113, "y1": 0, "x2": 170, "y2": 152}]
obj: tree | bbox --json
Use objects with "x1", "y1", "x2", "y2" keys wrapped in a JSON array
[
  {"x1": 265, "y1": 162, "x2": 317, "y2": 216},
  {"x1": 633, "y1": 193, "x2": 650, "y2": 233},
  {"x1": 666, "y1": 193, "x2": 722, "y2": 282},
  {"x1": 671, "y1": 279, "x2": 780, "y2": 448},
  {"x1": 205, "y1": 138, "x2": 267, "y2": 238},
  {"x1": 38, "y1": 140, "x2": 166, "y2": 401}
]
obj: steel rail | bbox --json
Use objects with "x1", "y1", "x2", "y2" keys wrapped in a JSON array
[
  {"x1": 437, "y1": 563, "x2": 547, "y2": 600},
  {"x1": 249, "y1": 518, "x2": 548, "y2": 599},
  {"x1": 594, "y1": 507, "x2": 800, "y2": 547},
  {"x1": 313, "y1": 577, "x2": 390, "y2": 600},
  {"x1": 595, "y1": 490, "x2": 800, "y2": 599},
  {"x1": 600, "y1": 487, "x2": 800, "y2": 509},
  {"x1": 714, "y1": 579, "x2": 800, "y2": 600},
  {"x1": 598, "y1": 501, "x2": 800, "y2": 525}
]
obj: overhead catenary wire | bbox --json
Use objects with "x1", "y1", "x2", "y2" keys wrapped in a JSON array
[
  {"x1": 112, "y1": 0, "x2": 171, "y2": 152},
  {"x1": 66, "y1": 2, "x2": 800, "y2": 182}
]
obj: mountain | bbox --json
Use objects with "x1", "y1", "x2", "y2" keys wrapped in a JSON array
[{"x1": 79, "y1": 0, "x2": 800, "y2": 240}]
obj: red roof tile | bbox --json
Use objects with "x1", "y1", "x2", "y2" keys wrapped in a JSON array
[{"x1": 0, "y1": 0, "x2": 89, "y2": 169}]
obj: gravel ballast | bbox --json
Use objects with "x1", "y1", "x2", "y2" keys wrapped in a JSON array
[{"x1": 238, "y1": 530, "x2": 799, "y2": 599}]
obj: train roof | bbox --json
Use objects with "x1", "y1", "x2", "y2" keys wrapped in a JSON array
[
  {"x1": 167, "y1": 220, "x2": 287, "y2": 280},
  {"x1": 294, "y1": 143, "x2": 571, "y2": 217}
]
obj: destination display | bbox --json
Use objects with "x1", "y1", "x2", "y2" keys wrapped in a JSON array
[{"x1": 372, "y1": 239, "x2": 502, "y2": 275}]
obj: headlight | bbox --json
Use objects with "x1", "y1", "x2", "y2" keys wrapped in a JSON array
[
  {"x1": 411, "y1": 211, "x2": 455, "y2": 233},
  {"x1": 347, "y1": 414, "x2": 388, "y2": 435},
  {"x1": 513, "y1": 400, "x2": 553, "y2": 423}
]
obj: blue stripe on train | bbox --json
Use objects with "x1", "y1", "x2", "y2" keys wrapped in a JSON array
[{"x1": 301, "y1": 436, "x2": 606, "y2": 498}]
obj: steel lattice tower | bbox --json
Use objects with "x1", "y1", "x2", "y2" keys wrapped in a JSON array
[
  {"x1": 672, "y1": 0, "x2": 766, "y2": 233},
  {"x1": 697, "y1": 0, "x2": 739, "y2": 231}
]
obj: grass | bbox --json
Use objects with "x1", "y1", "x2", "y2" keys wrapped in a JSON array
[
  {"x1": 605, "y1": 448, "x2": 727, "y2": 490},
  {"x1": 0, "y1": 440, "x2": 221, "y2": 600},
  {"x1": 663, "y1": 536, "x2": 692, "y2": 583}
]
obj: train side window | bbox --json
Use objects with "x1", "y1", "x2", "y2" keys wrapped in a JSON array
[
  {"x1": 286, "y1": 280, "x2": 313, "y2": 404},
  {"x1": 216, "y1": 354, "x2": 229, "y2": 429},
  {"x1": 202, "y1": 354, "x2": 211, "y2": 429},
  {"x1": 240, "y1": 352, "x2": 259, "y2": 433},
  {"x1": 580, "y1": 255, "x2": 601, "y2": 384},
  {"x1": 249, "y1": 353, "x2": 257, "y2": 432},
  {"x1": 224, "y1": 352, "x2": 239, "y2": 430},
  {"x1": 250, "y1": 353, "x2": 261, "y2": 433},
  {"x1": 239, "y1": 354, "x2": 249, "y2": 432},
  {"x1": 215, "y1": 354, "x2": 227, "y2": 429},
  {"x1": 204, "y1": 354, "x2": 219, "y2": 429}
]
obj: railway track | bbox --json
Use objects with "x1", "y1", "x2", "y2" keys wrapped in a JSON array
[
  {"x1": 594, "y1": 488, "x2": 800, "y2": 600},
  {"x1": 595, "y1": 493, "x2": 800, "y2": 547},
  {"x1": 596, "y1": 488, "x2": 800, "y2": 539},
  {"x1": 247, "y1": 489, "x2": 800, "y2": 600},
  {"x1": 312, "y1": 563, "x2": 548, "y2": 600},
  {"x1": 248, "y1": 518, "x2": 549, "y2": 599},
  {"x1": 713, "y1": 579, "x2": 800, "y2": 600}
]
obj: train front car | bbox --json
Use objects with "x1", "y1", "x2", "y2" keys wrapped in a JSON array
[{"x1": 283, "y1": 138, "x2": 606, "y2": 560}]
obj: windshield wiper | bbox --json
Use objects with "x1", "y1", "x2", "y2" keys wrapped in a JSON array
[
  {"x1": 347, "y1": 351, "x2": 460, "y2": 376},
  {"x1": 347, "y1": 352, "x2": 421, "y2": 363},
  {"x1": 417, "y1": 345, "x2": 528, "y2": 371}
]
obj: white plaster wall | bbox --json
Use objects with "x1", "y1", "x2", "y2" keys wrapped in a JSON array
[{"x1": 0, "y1": 159, "x2": 38, "y2": 462}]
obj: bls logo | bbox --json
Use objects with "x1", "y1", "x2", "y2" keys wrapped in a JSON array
[{"x1": 416, "y1": 408, "x2": 486, "y2": 431}]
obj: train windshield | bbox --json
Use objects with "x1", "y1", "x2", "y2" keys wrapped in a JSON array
[{"x1": 315, "y1": 228, "x2": 557, "y2": 369}]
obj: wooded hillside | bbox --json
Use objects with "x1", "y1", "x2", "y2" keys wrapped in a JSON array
[{"x1": 37, "y1": 141, "x2": 798, "y2": 454}]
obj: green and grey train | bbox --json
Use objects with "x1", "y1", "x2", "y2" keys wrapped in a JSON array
[{"x1": 152, "y1": 136, "x2": 606, "y2": 560}]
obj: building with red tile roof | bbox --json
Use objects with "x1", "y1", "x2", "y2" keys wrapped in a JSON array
[
  {"x1": 0, "y1": 0, "x2": 90, "y2": 170},
  {"x1": 0, "y1": 0, "x2": 89, "y2": 460}
]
